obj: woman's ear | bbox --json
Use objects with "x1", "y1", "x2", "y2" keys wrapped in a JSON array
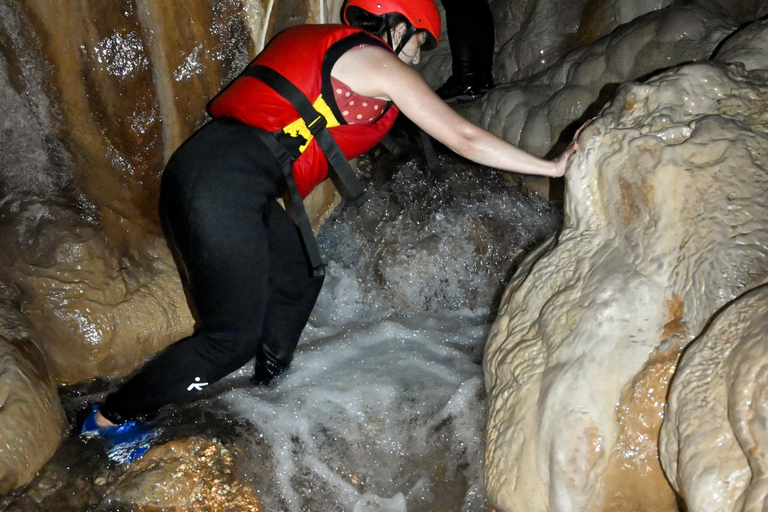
[{"x1": 391, "y1": 22, "x2": 407, "y2": 48}]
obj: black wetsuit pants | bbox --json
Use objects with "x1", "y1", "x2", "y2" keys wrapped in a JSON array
[
  {"x1": 441, "y1": 0, "x2": 495, "y2": 82},
  {"x1": 101, "y1": 118, "x2": 324, "y2": 423}
]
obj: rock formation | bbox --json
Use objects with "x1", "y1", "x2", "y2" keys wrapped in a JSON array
[
  {"x1": 112, "y1": 437, "x2": 263, "y2": 511},
  {"x1": 484, "y1": 59, "x2": 768, "y2": 511},
  {"x1": 661, "y1": 284, "x2": 768, "y2": 512},
  {"x1": 0, "y1": 301, "x2": 67, "y2": 495},
  {"x1": 475, "y1": 3, "x2": 761, "y2": 157}
]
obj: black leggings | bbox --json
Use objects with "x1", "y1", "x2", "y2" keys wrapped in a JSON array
[
  {"x1": 441, "y1": 0, "x2": 495, "y2": 79},
  {"x1": 101, "y1": 119, "x2": 324, "y2": 423}
]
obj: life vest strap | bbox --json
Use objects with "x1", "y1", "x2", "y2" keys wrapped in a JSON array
[
  {"x1": 243, "y1": 65, "x2": 370, "y2": 207},
  {"x1": 253, "y1": 128, "x2": 325, "y2": 277}
]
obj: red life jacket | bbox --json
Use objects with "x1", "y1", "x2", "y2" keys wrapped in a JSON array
[{"x1": 208, "y1": 24, "x2": 400, "y2": 198}]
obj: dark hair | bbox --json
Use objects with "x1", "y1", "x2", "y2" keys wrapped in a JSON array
[{"x1": 344, "y1": 6, "x2": 410, "y2": 40}]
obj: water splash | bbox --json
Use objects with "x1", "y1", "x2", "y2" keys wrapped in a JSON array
[{"x1": 215, "y1": 145, "x2": 562, "y2": 511}]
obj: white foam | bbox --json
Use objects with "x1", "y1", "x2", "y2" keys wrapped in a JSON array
[{"x1": 219, "y1": 163, "x2": 560, "y2": 511}]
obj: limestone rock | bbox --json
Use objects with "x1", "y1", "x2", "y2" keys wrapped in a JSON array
[
  {"x1": 0, "y1": 301, "x2": 66, "y2": 495},
  {"x1": 479, "y1": 4, "x2": 739, "y2": 156},
  {"x1": 660, "y1": 285, "x2": 768, "y2": 512},
  {"x1": 491, "y1": 0, "x2": 669, "y2": 83},
  {"x1": 113, "y1": 437, "x2": 263, "y2": 511},
  {"x1": 8, "y1": 232, "x2": 195, "y2": 384},
  {"x1": 484, "y1": 62, "x2": 768, "y2": 511},
  {"x1": 714, "y1": 20, "x2": 768, "y2": 72}
]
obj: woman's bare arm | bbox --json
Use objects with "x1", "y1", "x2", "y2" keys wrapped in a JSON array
[{"x1": 332, "y1": 46, "x2": 575, "y2": 178}]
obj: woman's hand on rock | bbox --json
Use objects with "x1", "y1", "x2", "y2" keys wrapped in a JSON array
[
  {"x1": 553, "y1": 141, "x2": 578, "y2": 177},
  {"x1": 552, "y1": 117, "x2": 594, "y2": 177}
]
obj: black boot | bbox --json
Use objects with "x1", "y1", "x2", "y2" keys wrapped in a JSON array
[
  {"x1": 436, "y1": 73, "x2": 494, "y2": 102},
  {"x1": 437, "y1": 0, "x2": 495, "y2": 102},
  {"x1": 252, "y1": 346, "x2": 289, "y2": 386}
]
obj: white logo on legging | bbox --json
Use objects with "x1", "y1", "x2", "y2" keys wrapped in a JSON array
[{"x1": 187, "y1": 376, "x2": 209, "y2": 391}]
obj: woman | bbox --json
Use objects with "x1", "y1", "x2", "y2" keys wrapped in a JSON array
[{"x1": 83, "y1": 0, "x2": 576, "y2": 439}]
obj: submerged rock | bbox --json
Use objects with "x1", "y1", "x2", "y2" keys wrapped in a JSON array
[{"x1": 484, "y1": 62, "x2": 768, "y2": 511}]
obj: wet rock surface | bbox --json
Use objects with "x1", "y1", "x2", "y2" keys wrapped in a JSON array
[
  {"x1": 112, "y1": 436, "x2": 263, "y2": 511},
  {"x1": 661, "y1": 284, "x2": 768, "y2": 512},
  {"x1": 484, "y1": 62, "x2": 768, "y2": 511},
  {"x1": 0, "y1": 302, "x2": 67, "y2": 495},
  {"x1": 0, "y1": 403, "x2": 264, "y2": 511}
]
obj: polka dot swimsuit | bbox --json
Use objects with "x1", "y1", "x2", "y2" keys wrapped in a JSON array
[{"x1": 331, "y1": 76, "x2": 388, "y2": 125}]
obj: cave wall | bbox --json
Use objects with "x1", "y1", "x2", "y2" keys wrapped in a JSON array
[
  {"x1": 485, "y1": 60, "x2": 768, "y2": 511},
  {"x1": 0, "y1": 0, "x2": 348, "y2": 386}
]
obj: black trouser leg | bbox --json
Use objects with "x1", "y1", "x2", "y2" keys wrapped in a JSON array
[
  {"x1": 256, "y1": 199, "x2": 325, "y2": 378},
  {"x1": 441, "y1": 0, "x2": 495, "y2": 83},
  {"x1": 102, "y1": 174, "x2": 274, "y2": 421}
]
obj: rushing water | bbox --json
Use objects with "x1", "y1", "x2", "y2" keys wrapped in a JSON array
[
  {"x1": 208, "y1": 134, "x2": 563, "y2": 512},
  {"x1": 45, "y1": 131, "x2": 561, "y2": 512}
]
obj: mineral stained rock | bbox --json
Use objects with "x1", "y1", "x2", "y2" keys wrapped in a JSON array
[
  {"x1": 660, "y1": 285, "x2": 768, "y2": 512},
  {"x1": 0, "y1": 0, "x2": 343, "y2": 496},
  {"x1": 4, "y1": 229, "x2": 195, "y2": 383},
  {"x1": 484, "y1": 62, "x2": 768, "y2": 511},
  {"x1": 0, "y1": 0, "x2": 342, "y2": 386}
]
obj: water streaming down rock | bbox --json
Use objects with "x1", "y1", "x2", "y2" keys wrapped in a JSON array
[{"x1": 0, "y1": 0, "x2": 351, "y2": 500}]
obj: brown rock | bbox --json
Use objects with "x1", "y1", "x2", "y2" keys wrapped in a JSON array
[
  {"x1": 113, "y1": 437, "x2": 263, "y2": 511},
  {"x1": 0, "y1": 301, "x2": 66, "y2": 495}
]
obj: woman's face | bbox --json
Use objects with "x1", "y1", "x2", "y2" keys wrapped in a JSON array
[{"x1": 393, "y1": 25, "x2": 427, "y2": 66}]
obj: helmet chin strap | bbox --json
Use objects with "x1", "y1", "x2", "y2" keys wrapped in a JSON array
[
  {"x1": 384, "y1": 17, "x2": 418, "y2": 58},
  {"x1": 394, "y1": 24, "x2": 418, "y2": 56},
  {"x1": 384, "y1": 16, "x2": 394, "y2": 50}
]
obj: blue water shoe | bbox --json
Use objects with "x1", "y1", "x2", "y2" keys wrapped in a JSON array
[{"x1": 81, "y1": 405, "x2": 161, "y2": 463}]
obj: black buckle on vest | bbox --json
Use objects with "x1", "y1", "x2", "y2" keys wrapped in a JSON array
[{"x1": 307, "y1": 115, "x2": 327, "y2": 136}]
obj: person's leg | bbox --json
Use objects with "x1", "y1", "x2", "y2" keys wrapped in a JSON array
[
  {"x1": 100, "y1": 185, "x2": 271, "y2": 422},
  {"x1": 252, "y1": 198, "x2": 325, "y2": 384},
  {"x1": 437, "y1": 0, "x2": 495, "y2": 101},
  {"x1": 100, "y1": 121, "x2": 285, "y2": 423}
]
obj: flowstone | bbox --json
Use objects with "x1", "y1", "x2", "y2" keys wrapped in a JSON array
[
  {"x1": 484, "y1": 62, "x2": 768, "y2": 511},
  {"x1": 661, "y1": 285, "x2": 768, "y2": 512}
]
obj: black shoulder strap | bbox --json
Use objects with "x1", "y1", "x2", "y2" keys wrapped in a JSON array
[{"x1": 243, "y1": 64, "x2": 370, "y2": 207}]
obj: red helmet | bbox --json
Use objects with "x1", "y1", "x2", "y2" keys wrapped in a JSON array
[{"x1": 341, "y1": 0, "x2": 441, "y2": 51}]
